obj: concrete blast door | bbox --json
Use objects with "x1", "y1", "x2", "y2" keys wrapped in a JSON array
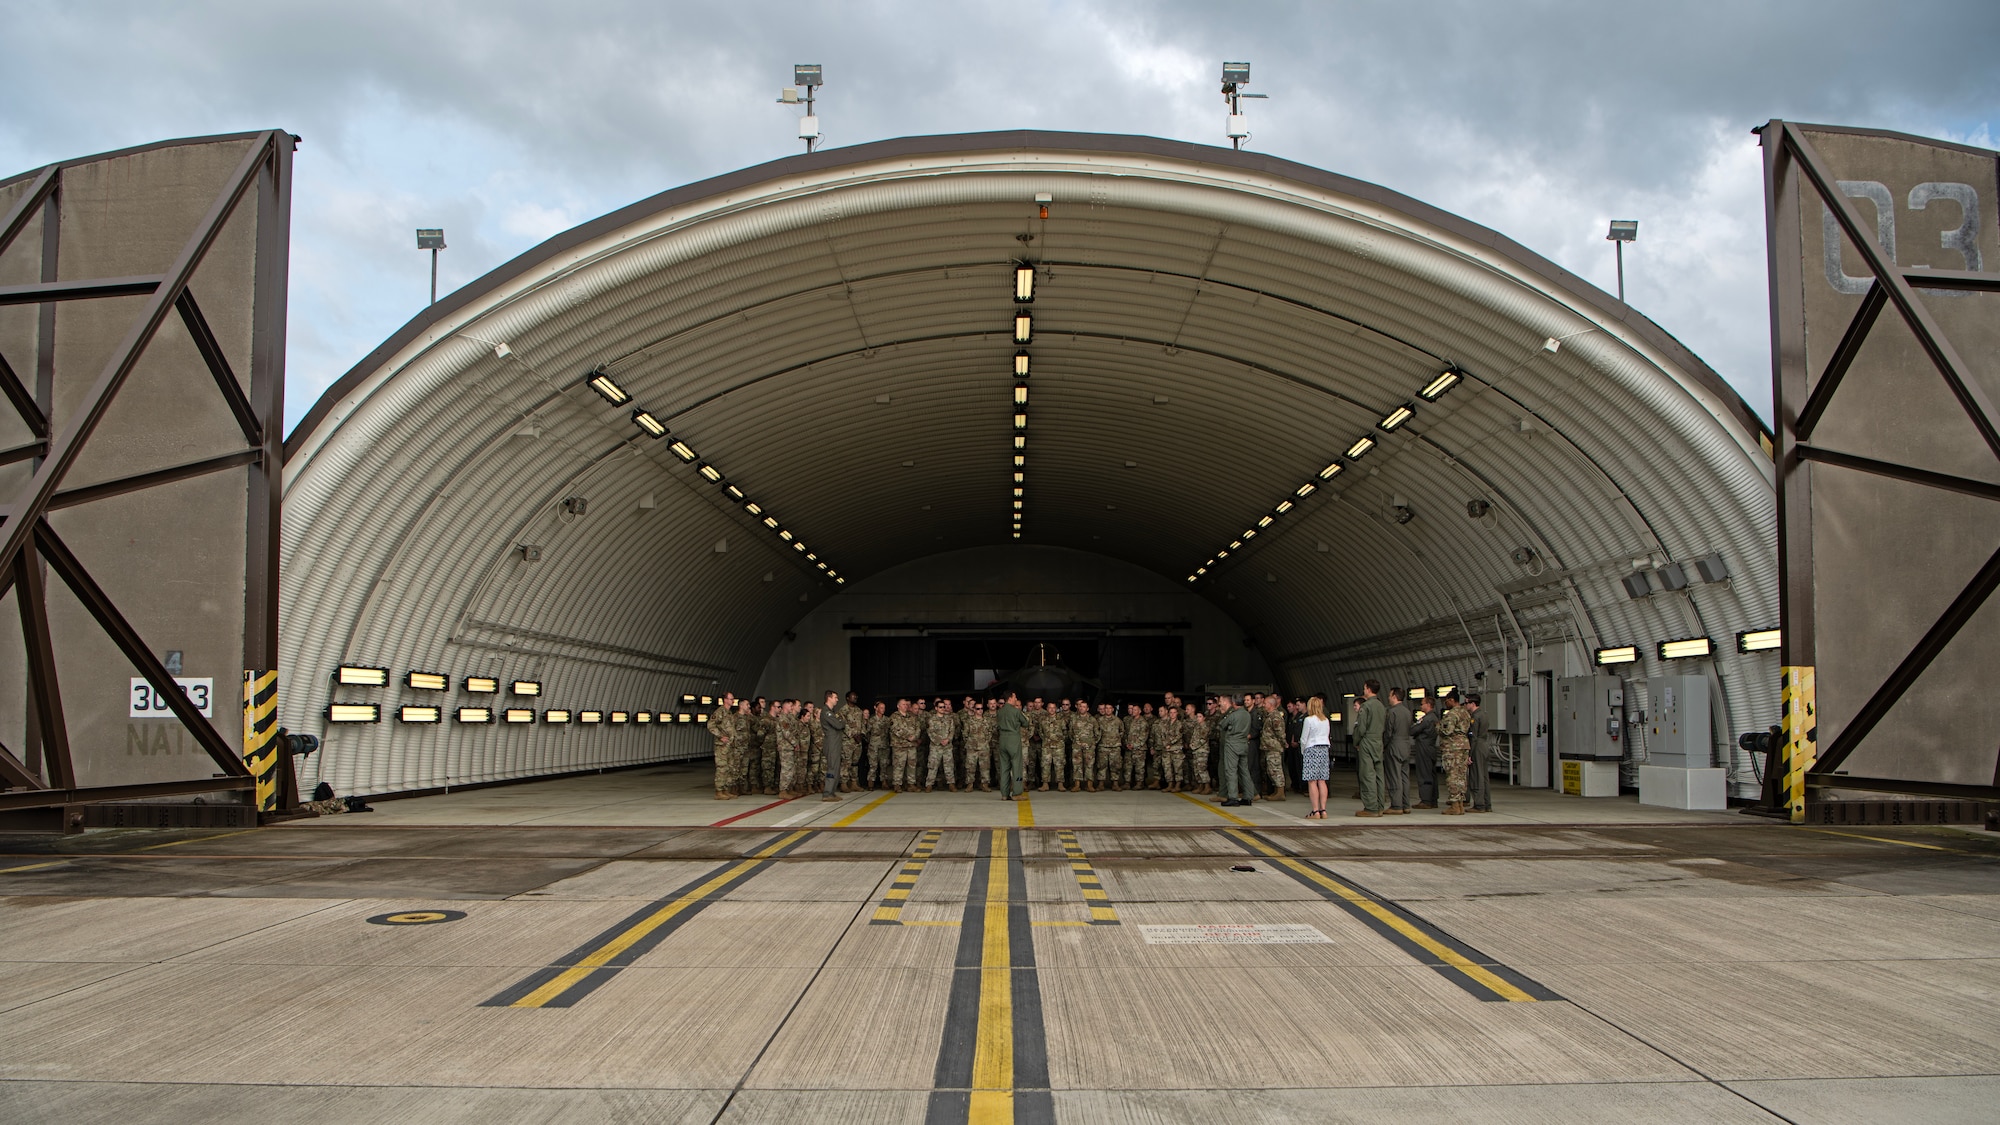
[{"x1": 279, "y1": 132, "x2": 1779, "y2": 799}]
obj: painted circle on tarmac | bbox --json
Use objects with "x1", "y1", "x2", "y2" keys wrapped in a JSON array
[{"x1": 366, "y1": 909, "x2": 467, "y2": 926}]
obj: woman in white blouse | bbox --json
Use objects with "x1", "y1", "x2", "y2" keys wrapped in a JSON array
[{"x1": 1300, "y1": 695, "x2": 1331, "y2": 819}]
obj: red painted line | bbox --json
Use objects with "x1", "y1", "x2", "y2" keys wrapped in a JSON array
[{"x1": 710, "y1": 795, "x2": 795, "y2": 827}]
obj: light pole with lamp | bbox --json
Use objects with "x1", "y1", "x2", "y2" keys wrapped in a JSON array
[
  {"x1": 416, "y1": 228, "x2": 445, "y2": 305},
  {"x1": 1606, "y1": 220, "x2": 1637, "y2": 303}
]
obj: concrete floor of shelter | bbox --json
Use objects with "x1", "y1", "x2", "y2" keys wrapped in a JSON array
[{"x1": 3, "y1": 765, "x2": 1998, "y2": 1123}]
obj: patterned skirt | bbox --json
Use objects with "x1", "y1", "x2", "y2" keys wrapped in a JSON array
[{"x1": 1302, "y1": 742, "x2": 1330, "y2": 781}]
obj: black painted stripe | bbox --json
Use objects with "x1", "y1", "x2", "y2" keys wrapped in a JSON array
[
  {"x1": 481, "y1": 830, "x2": 814, "y2": 1008},
  {"x1": 1230, "y1": 829, "x2": 1562, "y2": 1003}
]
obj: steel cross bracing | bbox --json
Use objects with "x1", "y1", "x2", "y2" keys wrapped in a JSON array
[
  {"x1": 0, "y1": 130, "x2": 294, "y2": 813},
  {"x1": 1761, "y1": 120, "x2": 2000, "y2": 805}
]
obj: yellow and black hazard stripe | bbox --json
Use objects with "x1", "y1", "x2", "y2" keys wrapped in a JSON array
[
  {"x1": 483, "y1": 829, "x2": 815, "y2": 1008},
  {"x1": 872, "y1": 829, "x2": 942, "y2": 924},
  {"x1": 1224, "y1": 828, "x2": 1559, "y2": 1003},
  {"x1": 1055, "y1": 830, "x2": 1118, "y2": 925},
  {"x1": 242, "y1": 670, "x2": 279, "y2": 812}
]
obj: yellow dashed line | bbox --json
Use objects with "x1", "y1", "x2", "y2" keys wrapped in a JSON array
[{"x1": 833, "y1": 791, "x2": 896, "y2": 827}]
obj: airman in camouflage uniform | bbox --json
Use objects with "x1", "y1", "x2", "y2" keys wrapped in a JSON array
[
  {"x1": 925, "y1": 699, "x2": 959, "y2": 791},
  {"x1": 889, "y1": 699, "x2": 923, "y2": 791},
  {"x1": 1068, "y1": 699, "x2": 1098, "y2": 792},
  {"x1": 1095, "y1": 703, "x2": 1124, "y2": 790},
  {"x1": 803, "y1": 703, "x2": 826, "y2": 788},
  {"x1": 1037, "y1": 701, "x2": 1069, "y2": 791},
  {"x1": 1259, "y1": 696, "x2": 1289, "y2": 801},
  {"x1": 1183, "y1": 703, "x2": 1213, "y2": 794},
  {"x1": 706, "y1": 692, "x2": 740, "y2": 798},
  {"x1": 752, "y1": 699, "x2": 778, "y2": 795},
  {"x1": 1152, "y1": 704, "x2": 1184, "y2": 790},
  {"x1": 866, "y1": 702, "x2": 892, "y2": 789},
  {"x1": 775, "y1": 700, "x2": 806, "y2": 797},
  {"x1": 839, "y1": 692, "x2": 866, "y2": 792},
  {"x1": 1436, "y1": 693, "x2": 1474, "y2": 814},
  {"x1": 1123, "y1": 704, "x2": 1150, "y2": 790},
  {"x1": 962, "y1": 700, "x2": 995, "y2": 791}
]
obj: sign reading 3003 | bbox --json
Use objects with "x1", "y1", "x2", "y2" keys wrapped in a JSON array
[{"x1": 130, "y1": 678, "x2": 214, "y2": 718}]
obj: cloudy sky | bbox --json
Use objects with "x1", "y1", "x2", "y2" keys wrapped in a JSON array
[{"x1": 5, "y1": 1, "x2": 1996, "y2": 429}]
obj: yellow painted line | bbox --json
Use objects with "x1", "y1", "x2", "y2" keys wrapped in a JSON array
[
  {"x1": 1226, "y1": 829, "x2": 1536, "y2": 1003},
  {"x1": 1804, "y1": 827, "x2": 1963, "y2": 853},
  {"x1": 1172, "y1": 789, "x2": 1254, "y2": 825},
  {"x1": 832, "y1": 791, "x2": 895, "y2": 827},
  {"x1": 902, "y1": 919, "x2": 961, "y2": 927},
  {"x1": 969, "y1": 827, "x2": 1014, "y2": 1120},
  {"x1": 1016, "y1": 793, "x2": 1034, "y2": 827},
  {"x1": 510, "y1": 829, "x2": 810, "y2": 1008},
  {"x1": 0, "y1": 860, "x2": 69, "y2": 873},
  {"x1": 137, "y1": 828, "x2": 261, "y2": 852}
]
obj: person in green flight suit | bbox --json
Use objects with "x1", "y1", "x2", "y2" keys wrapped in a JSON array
[
  {"x1": 1353, "y1": 679, "x2": 1387, "y2": 817},
  {"x1": 995, "y1": 691, "x2": 1026, "y2": 800}
]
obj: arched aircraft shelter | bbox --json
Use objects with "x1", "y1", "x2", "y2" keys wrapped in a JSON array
[{"x1": 283, "y1": 131, "x2": 1779, "y2": 799}]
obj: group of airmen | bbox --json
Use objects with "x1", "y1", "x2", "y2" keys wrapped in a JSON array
[
  {"x1": 1345, "y1": 681, "x2": 1496, "y2": 816},
  {"x1": 705, "y1": 690, "x2": 1304, "y2": 801}
]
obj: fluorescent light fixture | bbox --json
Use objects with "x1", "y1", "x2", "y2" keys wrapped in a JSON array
[
  {"x1": 745, "y1": 502, "x2": 762, "y2": 515},
  {"x1": 632, "y1": 410, "x2": 666, "y2": 437},
  {"x1": 778, "y1": 529, "x2": 793, "y2": 541},
  {"x1": 464, "y1": 676, "x2": 498, "y2": 694},
  {"x1": 1217, "y1": 549, "x2": 1229, "y2": 558},
  {"x1": 1296, "y1": 482, "x2": 1316, "y2": 498},
  {"x1": 1242, "y1": 528, "x2": 1256, "y2": 538},
  {"x1": 817, "y1": 561, "x2": 828, "y2": 570},
  {"x1": 763, "y1": 516, "x2": 779, "y2": 529},
  {"x1": 724, "y1": 484, "x2": 745, "y2": 500},
  {"x1": 512, "y1": 680, "x2": 541, "y2": 697},
  {"x1": 1013, "y1": 532, "x2": 1022, "y2": 539},
  {"x1": 676, "y1": 713, "x2": 692, "y2": 723},
  {"x1": 611, "y1": 711, "x2": 630, "y2": 724},
  {"x1": 1229, "y1": 540, "x2": 1242, "y2": 549},
  {"x1": 336, "y1": 665, "x2": 388, "y2": 687},
  {"x1": 1188, "y1": 575, "x2": 1197, "y2": 582},
  {"x1": 1408, "y1": 687, "x2": 1427, "y2": 700},
  {"x1": 1014, "y1": 383, "x2": 1028, "y2": 406},
  {"x1": 1437, "y1": 685, "x2": 1457, "y2": 697},
  {"x1": 580, "y1": 710, "x2": 604, "y2": 724},
  {"x1": 544, "y1": 709, "x2": 571, "y2": 724},
  {"x1": 700, "y1": 696, "x2": 714, "y2": 706},
  {"x1": 1275, "y1": 500, "x2": 1293, "y2": 513},
  {"x1": 504, "y1": 708, "x2": 535, "y2": 724},
  {"x1": 697, "y1": 712, "x2": 711, "y2": 721},
  {"x1": 1012, "y1": 472, "x2": 1024, "y2": 484},
  {"x1": 697, "y1": 463, "x2": 722, "y2": 482},
  {"x1": 806, "y1": 551, "x2": 818, "y2": 560},
  {"x1": 457, "y1": 707, "x2": 493, "y2": 724},
  {"x1": 1013, "y1": 456, "x2": 1025, "y2": 470},
  {"x1": 1013, "y1": 412, "x2": 1027, "y2": 431},
  {"x1": 669, "y1": 440, "x2": 696, "y2": 461},
  {"x1": 835, "y1": 578, "x2": 845, "y2": 584},
  {"x1": 1257, "y1": 516, "x2": 1273, "y2": 528},
  {"x1": 398, "y1": 705, "x2": 440, "y2": 723},
  {"x1": 1738, "y1": 628, "x2": 1781, "y2": 653},
  {"x1": 1378, "y1": 404, "x2": 1414, "y2": 432},
  {"x1": 680, "y1": 693, "x2": 697, "y2": 704},
  {"x1": 794, "y1": 541, "x2": 806, "y2": 551},
  {"x1": 1015, "y1": 353, "x2": 1030, "y2": 377},
  {"x1": 406, "y1": 671, "x2": 447, "y2": 691},
  {"x1": 634, "y1": 712, "x2": 650, "y2": 724},
  {"x1": 1013, "y1": 488, "x2": 1024, "y2": 498},
  {"x1": 1345, "y1": 436, "x2": 1376, "y2": 459},
  {"x1": 328, "y1": 703, "x2": 381, "y2": 723},
  {"x1": 1014, "y1": 263, "x2": 1035, "y2": 303},
  {"x1": 1013, "y1": 500, "x2": 1023, "y2": 509},
  {"x1": 1658, "y1": 636, "x2": 1714, "y2": 660},
  {"x1": 1319, "y1": 462, "x2": 1343, "y2": 480},
  {"x1": 588, "y1": 371, "x2": 630, "y2": 406},
  {"x1": 1196, "y1": 567, "x2": 1207, "y2": 575},
  {"x1": 1013, "y1": 435, "x2": 1025, "y2": 449},
  {"x1": 1014, "y1": 314, "x2": 1032, "y2": 344},
  {"x1": 1420, "y1": 368, "x2": 1462, "y2": 401},
  {"x1": 1595, "y1": 645, "x2": 1640, "y2": 666}
]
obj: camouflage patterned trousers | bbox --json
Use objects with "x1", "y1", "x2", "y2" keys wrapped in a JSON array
[
  {"x1": 840, "y1": 736, "x2": 863, "y2": 787},
  {"x1": 924, "y1": 743, "x2": 956, "y2": 788},
  {"x1": 778, "y1": 742, "x2": 805, "y2": 795},
  {"x1": 1263, "y1": 746, "x2": 1287, "y2": 794},
  {"x1": 1158, "y1": 747, "x2": 1185, "y2": 788},
  {"x1": 963, "y1": 745, "x2": 992, "y2": 788},
  {"x1": 713, "y1": 739, "x2": 737, "y2": 795},
  {"x1": 892, "y1": 740, "x2": 920, "y2": 790},
  {"x1": 867, "y1": 738, "x2": 891, "y2": 788},
  {"x1": 1123, "y1": 747, "x2": 1147, "y2": 789},
  {"x1": 1187, "y1": 745, "x2": 1211, "y2": 789},
  {"x1": 1069, "y1": 743, "x2": 1096, "y2": 788},
  {"x1": 1041, "y1": 740, "x2": 1067, "y2": 787},
  {"x1": 1442, "y1": 743, "x2": 1470, "y2": 805},
  {"x1": 1098, "y1": 746, "x2": 1123, "y2": 788}
]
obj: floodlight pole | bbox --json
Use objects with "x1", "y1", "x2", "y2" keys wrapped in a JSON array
[
  {"x1": 429, "y1": 246, "x2": 439, "y2": 305},
  {"x1": 804, "y1": 84, "x2": 816, "y2": 154},
  {"x1": 1614, "y1": 240, "x2": 1624, "y2": 303}
]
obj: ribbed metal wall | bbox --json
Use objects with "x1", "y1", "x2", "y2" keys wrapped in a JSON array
[{"x1": 282, "y1": 135, "x2": 1778, "y2": 798}]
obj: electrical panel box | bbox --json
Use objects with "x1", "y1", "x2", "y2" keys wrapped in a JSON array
[
  {"x1": 1487, "y1": 687, "x2": 1511, "y2": 731},
  {"x1": 1645, "y1": 675, "x2": 1711, "y2": 768},
  {"x1": 1555, "y1": 675, "x2": 1624, "y2": 761}
]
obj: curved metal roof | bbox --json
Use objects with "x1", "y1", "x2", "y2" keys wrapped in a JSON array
[{"x1": 282, "y1": 131, "x2": 1778, "y2": 795}]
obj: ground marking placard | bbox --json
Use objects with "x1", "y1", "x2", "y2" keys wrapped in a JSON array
[
  {"x1": 1138, "y1": 923, "x2": 1332, "y2": 945},
  {"x1": 130, "y1": 677, "x2": 214, "y2": 717}
]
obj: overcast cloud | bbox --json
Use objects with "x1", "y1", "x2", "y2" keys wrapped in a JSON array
[{"x1": 4, "y1": 0, "x2": 1996, "y2": 428}]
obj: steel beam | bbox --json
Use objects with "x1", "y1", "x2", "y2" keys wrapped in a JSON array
[
  {"x1": 1794, "y1": 282, "x2": 1884, "y2": 442},
  {"x1": 14, "y1": 548, "x2": 74, "y2": 789},
  {"x1": 175, "y1": 290, "x2": 263, "y2": 446},
  {"x1": 0, "y1": 276, "x2": 164, "y2": 306},
  {"x1": 0, "y1": 166, "x2": 57, "y2": 258},
  {"x1": 43, "y1": 450, "x2": 261, "y2": 511},
  {"x1": 1797, "y1": 445, "x2": 2000, "y2": 505},
  {"x1": 0, "y1": 351, "x2": 48, "y2": 437},
  {"x1": 0, "y1": 776, "x2": 253, "y2": 812}
]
